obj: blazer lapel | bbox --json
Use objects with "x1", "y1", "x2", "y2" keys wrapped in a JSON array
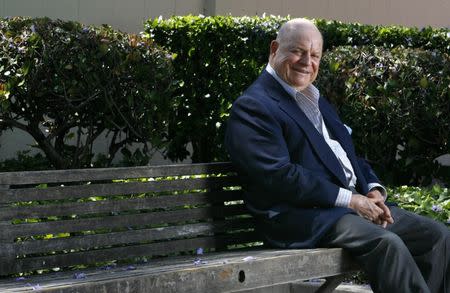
[
  {"x1": 263, "y1": 77, "x2": 348, "y2": 187},
  {"x1": 320, "y1": 103, "x2": 366, "y2": 190}
]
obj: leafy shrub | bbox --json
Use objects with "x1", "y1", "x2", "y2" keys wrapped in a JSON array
[
  {"x1": 146, "y1": 16, "x2": 284, "y2": 162},
  {"x1": 0, "y1": 150, "x2": 51, "y2": 171},
  {"x1": 0, "y1": 17, "x2": 174, "y2": 169},
  {"x1": 2, "y1": 15, "x2": 449, "y2": 184},
  {"x1": 147, "y1": 15, "x2": 449, "y2": 185},
  {"x1": 317, "y1": 45, "x2": 450, "y2": 185},
  {"x1": 388, "y1": 185, "x2": 450, "y2": 225},
  {"x1": 315, "y1": 19, "x2": 450, "y2": 54}
]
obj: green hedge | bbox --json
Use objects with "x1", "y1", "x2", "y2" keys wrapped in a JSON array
[
  {"x1": 0, "y1": 17, "x2": 174, "y2": 169},
  {"x1": 317, "y1": 45, "x2": 450, "y2": 185},
  {"x1": 1, "y1": 16, "x2": 449, "y2": 186},
  {"x1": 146, "y1": 15, "x2": 449, "y2": 185},
  {"x1": 146, "y1": 16, "x2": 277, "y2": 162},
  {"x1": 315, "y1": 19, "x2": 450, "y2": 53}
]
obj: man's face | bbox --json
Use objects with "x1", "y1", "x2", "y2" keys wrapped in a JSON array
[{"x1": 270, "y1": 27, "x2": 322, "y2": 91}]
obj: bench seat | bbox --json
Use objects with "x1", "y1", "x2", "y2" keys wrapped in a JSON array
[
  {"x1": 0, "y1": 162, "x2": 358, "y2": 292},
  {"x1": 0, "y1": 248, "x2": 356, "y2": 292}
]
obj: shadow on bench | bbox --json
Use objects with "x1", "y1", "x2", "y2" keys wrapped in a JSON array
[{"x1": 0, "y1": 162, "x2": 358, "y2": 292}]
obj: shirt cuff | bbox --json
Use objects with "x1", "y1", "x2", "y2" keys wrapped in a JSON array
[
  {"x1": 368, "y1": 183, "x2": 387, "y2": 201},
  {"x1": 335, "y1": 188, "x2": 353, "y2": 208}
]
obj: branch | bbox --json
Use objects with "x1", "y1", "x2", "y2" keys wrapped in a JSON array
[
  {"x1": 27, "y1": 123, "x2": 68, "y2": 169},
  {"x1": 46, "y1": 121, "x2": 78, "y2": 141},
  {"x1": 0, "y1": 118, "x2": 29, "y2": 132},
  {"x1": 107, "y1": 132, "x2": 133, "y2": 165},
  {"x1": 58, "y1": 86, "x2": 101, "y2": 110},
  {"x1": 101, "y1": 86, "x2": 144, "y2": 140},
  {"x1": 71, "y1": 125, "x2": 104, "y2": 168}
]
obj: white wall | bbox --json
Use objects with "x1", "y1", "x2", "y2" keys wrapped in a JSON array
[
  {"x1": 214, "y1": 0, "x2": 449, "y2": 28},
  {"x1": 1, "y1": 0, "x2": 449, "y2": 34},
  {"x1": 0, "y1": 0, "x2": 205, "y2": 33}
]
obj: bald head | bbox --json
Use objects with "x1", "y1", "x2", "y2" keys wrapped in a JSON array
[
  {"x1": 269, "y1": 18, "x2": 323, "y2": 91},
  {"x1": 276, "y1": 18, "x2": 323, "y2": 49}
]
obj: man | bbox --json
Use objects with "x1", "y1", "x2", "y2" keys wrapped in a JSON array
[{"x1": 225, "y1": 18, "x2": 449, "y2": 293}]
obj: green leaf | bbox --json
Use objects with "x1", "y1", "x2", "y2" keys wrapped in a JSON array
[
  {"x1": 329, "y1": 61, "x2": 340, "y2": 72},
  {"x1": 419, "y1": 77, "x2": 428, "y2": 88}
]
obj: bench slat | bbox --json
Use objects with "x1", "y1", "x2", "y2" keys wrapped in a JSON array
[
  {"x1": 0, "y1": 176, "x2": 239, "y2": 204},
  {"x1": 1, "y1": 232, "x2": 259, "y2": 275},
  {"x1": 0, "y1": 248, "x2": 358, "y2": 293},
  {"x1": 1, "y1": 204, "x2": 249, "y2": 239},
  {"x1": 0, "y1": 190, "x2": 243, "y2": 220},
  {"x1": 0, "y1": 162, "x2": 235, "y2": 185},
  {"x1": 3, "y1": 219, "x2": 255, "y2": 256}
]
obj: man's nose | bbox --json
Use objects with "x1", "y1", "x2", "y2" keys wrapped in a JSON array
[{"x1": 298, "y1": 53, "x2": 311, "y2": 65}]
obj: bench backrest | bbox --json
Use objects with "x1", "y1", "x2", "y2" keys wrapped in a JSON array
[{"x1": 0, "y1": 162, "x2": 259, "y2": 276}]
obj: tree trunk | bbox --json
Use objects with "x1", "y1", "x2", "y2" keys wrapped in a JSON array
[{"x1": 28, "y1": 123, "x2": 68, "y2": 169}]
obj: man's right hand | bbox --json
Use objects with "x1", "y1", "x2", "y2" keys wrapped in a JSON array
[
  {"x1": 367, "y1": 190, "x2": 394, "y2": 227},
  {"x1": 349, "y1": 194, "x2": 389, "y2": 227}
]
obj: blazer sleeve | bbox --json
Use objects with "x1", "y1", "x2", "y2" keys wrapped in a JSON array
[
  {"x1": 225, "y1": 94, "x2": 343, "y2": 208},
  {"x1": 357, "y1": 157, "x2": 381, "y2": 185}
]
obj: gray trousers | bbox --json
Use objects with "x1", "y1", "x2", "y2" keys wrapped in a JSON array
[{"x1": 319, "y1": 206, "x2": 450, "y2": 293}]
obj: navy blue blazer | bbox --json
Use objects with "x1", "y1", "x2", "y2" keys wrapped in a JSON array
[{"x1": 225, "y1": 71, "x2": 382, "y2": 248}]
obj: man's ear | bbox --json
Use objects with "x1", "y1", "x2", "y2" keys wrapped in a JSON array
[{"x1": 270, "y1": 40, "x2": 279, "y2": 56}]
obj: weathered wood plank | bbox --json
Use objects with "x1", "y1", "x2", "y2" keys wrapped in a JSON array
[
  {"x1": 0, "y1": 248, "x2": 358, "y2": 292},
  {"x1": 0, "y1": 190, "x2": 243, "y2": 220},
  {"x1": 0, "y1": 176, "x2": 240, "y2": 204},
  {"x1": 0, "y1": 221, "x2": 14, "y2": 243},
  {"x1": 2, "y1": 205, "x2": 249, "y2": 239},
  {"x1": 4, "y1": 219, "x2": 255, "y2": 256},
  {"x1": 126, "y1": 248, "x2": 355, "y2": 293},
  {"x1": 0, "y1": 162, "x2": 235, "y2": 185},
  {"x1": 3, "y1": 232, "x2": 259, "y2": 275}
]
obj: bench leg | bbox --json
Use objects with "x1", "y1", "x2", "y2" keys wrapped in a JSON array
[{"x1": 314, "y1": 274, "x2": 346, "y2": 293}]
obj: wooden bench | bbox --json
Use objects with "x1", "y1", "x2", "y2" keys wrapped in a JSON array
[{"x1": 0, "y1": 162, "x2": 358, "y2": 292}]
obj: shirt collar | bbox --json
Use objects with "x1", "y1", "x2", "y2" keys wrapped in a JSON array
[{"x1": 265, "y1": 64, "x2": 320, "y2": 104}]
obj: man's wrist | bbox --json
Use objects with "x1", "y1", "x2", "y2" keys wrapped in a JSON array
[
  {"x1": 368, "y1": 183, "x2": 387, "y2": 200},
  {"x1": 335, "y1": 188, "x2": 352, "y2": 208}
]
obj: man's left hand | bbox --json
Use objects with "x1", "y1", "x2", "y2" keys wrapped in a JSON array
[{"x1": 367, "y1": 190, "x2": 394, "y2": 227}]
